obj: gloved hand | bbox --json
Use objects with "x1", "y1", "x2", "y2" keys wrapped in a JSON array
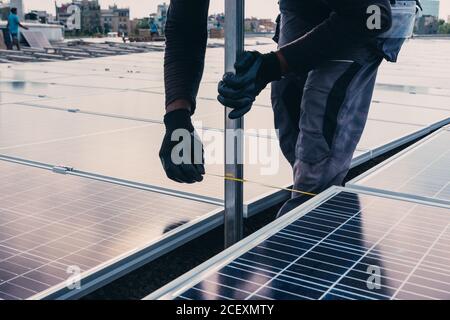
[
  {"x1": 159, "y1": 109, "x2": 205, "y2": 183},
  {"x1": 218, "y1": 51, "x2": 282, "y2": 119}
]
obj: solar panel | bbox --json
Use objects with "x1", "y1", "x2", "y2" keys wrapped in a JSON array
[
  {"x1": 0, "y1": 159, "x2": 221, "y2": 300},
  {"x1": 0, "y1": 31, "x2": 6, "y2": 50},
  {"x1": 0, "y1": 93, "x2": 44, "y2": 105},
  {"x1": 368, "y1": 102, "x2": 450, "y2": 128},
  {"x1": 2, "y1": 39, "x2": 449, "y2": 225},
  {"x1": 0, "y1": 69, "x2": 68, "y2": 82},
  {"x1": 22, "y1": 94, "x2": 276, "y2": 132},
  {"x1": 374, "y1": 83, "x2": 450, "y2": 97},
  {"x1": 1, "y1": 100, "x2": 445, "y2": 217},
  {"x1": 348, "y1": 129, "x2": 450, "y2": 205},
  {"x1": 41, "y1": 75, "x2": 163, "y2": 91},
  {"x1": 21, "y1": 31, "x2": 52, "y2": 49},
  {"x1": 372, "y1": 90, "x2": 450, "y2": 111},
  {"x1": 0, "y1": 81, "x2": 115, "y2": 99},
  {"x1": 19, "y1": 91, "x2": 222, "y2": 127},
  {"x1": 356, "y1": 120, "x2": 429, "y2": 156},
  {"x1": 0, "y1": 104, "x2": 148, "y2": 150},
  {"x1": 0, "y1": 118, "x2": 293, "y2": 212},
  {"x1": 147, "y1": 187, "x2": 450, "y2": 300}
]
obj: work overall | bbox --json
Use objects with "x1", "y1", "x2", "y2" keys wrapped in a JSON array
[{"x1": 273, "y1": 0, "x2": 417, "y2": 216}]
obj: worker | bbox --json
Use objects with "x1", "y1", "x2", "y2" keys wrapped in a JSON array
[
  {"x1": 160, "y1": 0, "x2": 416, "y2": 215},
  {"x1": 7, "y1": 7, "x2": 29, "y2": 51},
  {"x1": 150, "y1": 19, "x2": 159, "y2": 41}
]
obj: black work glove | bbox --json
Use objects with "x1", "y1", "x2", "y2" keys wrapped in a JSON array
[
  {"x1": 218, "y1": 51, "x2": 282, "y2": 119},
  {"x1": 159, "y1": 109, "x2": 205, "y2": 184}
]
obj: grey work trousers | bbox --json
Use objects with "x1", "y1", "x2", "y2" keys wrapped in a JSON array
[{"x1": 273, "y1": 8, "x2": 384, "y2": 216}]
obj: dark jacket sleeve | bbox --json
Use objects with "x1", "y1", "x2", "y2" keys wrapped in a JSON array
[
  {"x1": 280, "y1": 0, "x2": 392, "y2": 74},
  {"x1": 164, "y1": 0, "x2": 210, "y2": 113}
]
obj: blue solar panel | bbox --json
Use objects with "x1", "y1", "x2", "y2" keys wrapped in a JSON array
[{"x1": 148, "y1": 187, "x2": 450, "y2": 300}]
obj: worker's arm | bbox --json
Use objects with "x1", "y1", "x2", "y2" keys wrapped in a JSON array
[
  {"x1": 18, "y1": 23, "x2": 29, "y2": 30},
  {"x1": 164, "y1": 0, "x2": 210, "y2": 114},
  {"x1": 160, "y1": 0, "x2": 209, "y2": 184},
  {"x1": 279, "y1": 0, "x2": 392, "y2": 74}
]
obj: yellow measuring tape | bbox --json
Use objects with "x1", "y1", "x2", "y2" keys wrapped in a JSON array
[{"x1": 206, "y1": 173, "x2": 318, "y2": 197}]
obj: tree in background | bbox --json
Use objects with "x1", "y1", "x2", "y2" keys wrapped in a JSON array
[{"x1": 438, "y1": 19, "x2": 450, "y2": 34}]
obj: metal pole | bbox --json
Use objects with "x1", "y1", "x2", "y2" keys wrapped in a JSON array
[{"x1": 224, "y1": 0, "x2": 245, "y2": 248}]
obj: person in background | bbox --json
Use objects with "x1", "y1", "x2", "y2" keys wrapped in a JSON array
[
  {"x1": 150, "y1": 19, "x2": 159, "y2": 41},
  {"x1": 7, "y1": 7, "x2": 28, "y2": 51}
]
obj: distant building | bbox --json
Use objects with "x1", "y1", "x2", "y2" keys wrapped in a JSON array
[
  {"x1": 101, "y1": 5, "x2": 130, "y2": 35},
  {"x1": 129, "y1": 18, "x2": 140, "y2": 35},
  {"x1": 207, "y1": 14, "x2": 225, "y2": 38},
  {"x1": 245, "y1": 17, "x2": 276, "y2": 33},
  {"x1": 208, "y1": 13, "x2": 225, "y2": 30},
  {"x1": 25, "y1": 10, "x2": 53, "y2": 24},
  {"x1": 10, "y1": 0, "x2": 24, "y2": 19},
  {"x1": 0, "y1": 1, "x2": 10, "y2": 20},
  {"x1": 0, "y1": 0, "x2": 24, "y2": 20},
  {"x1": 77, "y1": 0, "x2": 101, "y2": 34},
  {"x1": 56, "y1": 0, "x2": 101, "y2": 34},
  {"x1": 421, "y1": 0, "x2": 440, "y2": 18}
]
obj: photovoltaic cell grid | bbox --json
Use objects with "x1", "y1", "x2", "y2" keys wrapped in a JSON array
[
  {"x1": 161, "y1": 192, "x2": 450, "y2": 300},
  {"x1": 0, "y1": 160, "x2": 219, "y2": 300},
  {"x1": 348, "y1": 129, "x2": 450, "y2": 204},
  {"x1": 152, "y1": 189, "x2": 450, "y2": 300}
]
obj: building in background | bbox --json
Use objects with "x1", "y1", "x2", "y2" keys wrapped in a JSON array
[
  {"x1": 0, "y1": 1, "x2": 10, "y2": 20},
  {"x1": 56, "y1": 0, "x2": 101, "y2": 35},
  {"x1": 77, "y1": 0, "x2": 101, "y2": 34},
  {"x1": 208, "y1": 13, "x2": 224, "y2": 38},
  {"x1": 100, "y1": 5, "x2": 130, "y2": 35},
  {"x1": 9, "y1": 0, "x2": 23, "y2": 19},
  {"x1": 24, "y1": 10, "x2": 52, "y2": 23},
  {"x1": 245, "y1": 17, "x2": 276, "y2": 33},
  {"x1": 421, "y1": 0, "x2": 440, "y2": 18}
]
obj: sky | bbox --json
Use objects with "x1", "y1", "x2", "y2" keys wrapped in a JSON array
[{"x1": 23, "y1": 0, "x2": 450, "y2": 21}]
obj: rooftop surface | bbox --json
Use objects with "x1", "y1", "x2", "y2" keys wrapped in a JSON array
[{"x1": 0, "y1": 37, "x2": 449, "y2": 300}]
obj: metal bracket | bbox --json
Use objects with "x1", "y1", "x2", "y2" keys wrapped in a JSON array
[{"x1": 52, "y1": 166, "x2": 74, "y2": 174}]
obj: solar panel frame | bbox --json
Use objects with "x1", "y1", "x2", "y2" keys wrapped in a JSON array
[
  {"x1": 145, "y1": 186, "x2": 450, "y2": 300},
  {"x1": 0, "y1": 156, "x2": 224, "y2": 300},
  {"x1": 0, "y1": 154, "x2": 223, "y2": 207},
  {"x1": 347, "y1": 128, "x2": 450, "y2": 206}
]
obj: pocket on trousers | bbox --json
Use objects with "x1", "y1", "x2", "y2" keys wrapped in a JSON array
[{"x1": 297, "y1": 130, "x2": 331, "y2": 164}]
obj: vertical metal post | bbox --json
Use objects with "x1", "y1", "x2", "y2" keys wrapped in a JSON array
[{"x1": 224, "y1": 0, "x2": 245, "y2": 248}]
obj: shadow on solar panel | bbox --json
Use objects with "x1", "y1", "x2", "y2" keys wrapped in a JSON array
[{"x1": 147, "y1": 186, "x2": 450, "y2": 300}]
